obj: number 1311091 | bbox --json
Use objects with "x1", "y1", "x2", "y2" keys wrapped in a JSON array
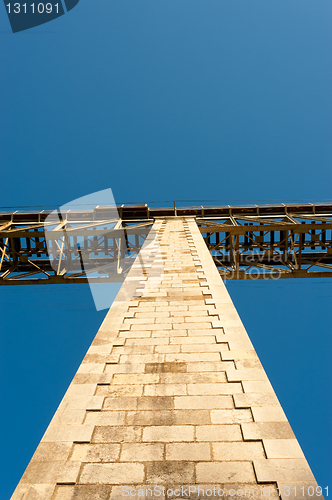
[{"x1": 6, "y1": 3, "x2": 59, "y2": 14}]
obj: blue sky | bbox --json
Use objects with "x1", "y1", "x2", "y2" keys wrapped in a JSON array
[{"x1": 0, "y1": 0, "x2": 331, "y2": 497}]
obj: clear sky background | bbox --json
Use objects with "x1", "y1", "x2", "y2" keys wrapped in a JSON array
[{"x1": 0, "y1": 0, "x2": 331, "y2": 498}]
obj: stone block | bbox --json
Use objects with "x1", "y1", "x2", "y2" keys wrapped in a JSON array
[
  {"x1": 70, "y1": 443, "x2": 120, "y2": 462},
  {"x1": 254, "y1": 459, "x2": 315, "y2": 482},
  {"x1": 263, "y1": 439, "x2": 305, "y2": 459},
  {"x1": 235, "y1": 359, "x2": 263, "y2": 370},
  {"x1": 221, "y1": 350, "x2": 258, "y2": 361},
  {"x1": 11, "y1": 484, "x2": 55, "y2": 500},
  {"x1": 144, "y1": 384, "x2": 187, "y2": 396},
  {"x1": 104, "y1": 364, "x2": 145, "y2": 374},
  {"x1": 53, "y1": 485, "x2": 111, "y2": 500},
  {"x1": 52, "y1": 409, "x2": 86, "y2": 425},
  {"x1": 166, "y1": 443, "x2": 211, "y2": 461},
  {"x1": 92, "y1": 426, "x2": 142, "y2": 443},
  {"x1": 160, "y1": 372, "x2": 227, "y2": 384},
  {"x1": 196, "y1": 462, "x2": 255, "y2": 483},
  {"x1": 79, "y1": 463, "x2": 144, "y2": 484},
  {"x1": 21, "y1": 461, "x2": 81, "y2": 484},
  {"x1": 196, "y1": 424, "x2": 242, "y2": 442},
  {"x1": 187, "y1": 329, "x2": 221, "y2": 336},
  {"x1": 155, "y1": 345, "x2": 181, "y2": 353},
  {"x1": 120, "y1": 443, "x2": 164, "y2": 462},
  {"x1": 125, "y1": 338, "x2": 169, "y2": 345},
  {"x1": 187, "y1": 362, "x2": 233, "y2": 372},
  {"x1": 242, "y1": 422, "x2": 295, "y2": 440},
  {"x1": 146, "y1": 462, "x2": 194, "y2": 484},
  {"x1": 115, "y1": 346, "x2": 155, "y2": 354},
  {"x1": 84, "y1": 411, "x2": 126, "y2": 426},
  {"x1": 251, "y1": 406, "x2": 287, "y2": 422},
  {"x1": 210, "y1": 409, "x2": 253, "y2": 424},
  {"x1": 227, "y1": 369, "x2": 268, "y2": 382},
  {"x1": 143, "y1": 425, "x2": 194, "y2": 442},
  {"x1": 126, "y1": 409, "x2": 210, "y2": 426},
  {"x1": 119, "y1": 331, "x2": 151, "y2": 338},
  {"x1": 234, "y1": 393, "x2": 279, "y2": 408},
  {"x1": 87, "y1": 344, "x2": 114, "y2": 354},
  {"x1": 213, "y1": 441, "x2": 265, "y2": 460},
  {"x1": 112, "y1": 373, "x2": 159, "y2": 385},
  {"x1": 187, "y1": 383, "x2": 242, "y2": 395},
  {"x1": 42, "y1": 425, "x2": 94, "y2": 443},
  {"x1": 95, "y1": 384, "x2": 143, "y2": 397},
  {"x1": 181, "y1": 344, "x2": 226, "y2": 353},
  {"x1": 170, "y1": 336, "x2": 215, "y2": 345},
  {"x1": 65, "y1": 384, "x2": 97, "y2": 397},
  {"x1": 61, "y1": 395, "x2": 104, "y2": 411},
  {"x1": 73, "y1": 374, "x2": 113, "y2": 384},
  {"x1": 152, "y1": 329, "x2": 187, "y2": 337},
  {"x1": 175, "y1": 395, "x2": 233, "y2": 409},
  {"x1": 31, "y1": 442, "x2": 72, "y2": 462},
  {"x1": 145, "y1": 362, "x2": 187, "y2": 373},
  {"x1": 174, "y1": 322, "x2": 211, "y2": 330},
  {"x1": 242, "y1": 381, "x2": 274, "y2": 393},
  {"x1": 77, "y1": 363, "x2": 105, "y2": 374},
  {"x1": 119, "y1": 354, "x2": 166, "y2": 364},
  {"x1": 166, "y1": 353, "x2": 221, "y2": 363}
]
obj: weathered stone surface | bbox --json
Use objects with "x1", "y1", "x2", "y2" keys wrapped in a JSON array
[
  {"x1": 21, "y1": 461, "x2": 81, "y2": 484},
  {"x1": 92, "y1": 426, "x2": 142, "y2": 443},
  {"x1": 263, "y1": 439, "x2": 305, "y2": 459},
  {"x1": 187, "y1": 382, "x2": 242, "y2": 395},
  {"x1": 254, "y1": 459, "x2": 315, "y2": 482},
  {"x1": 84, "y1": 411, "x2": 125, "y2": 426},
  {"x1": 175, "y1": 395, "x2": 234, "y2": 409},
  {"x1": 145, "y1": 362, "x2": 187, "y2": 373},
  {"x1": 210, "y1": 409, "x2": 252, "y2": 424},
  {"x1": 103, "y1": 396, "x2": 174, "y2": 411},
  {"x1": 146, "y1": 462, "x2": 194, "y2": 483},
  {"x1": 196, "y1": 462, "x2": 256, "y2": 482},
  {"x1": 12, "y1": 218, "x2": 319, "y2": 497},
  {"x1": 53, "y1": 485, "x2": 111, "y2": 500},
  {"x1": 70, "y1": 443, "x2": 120, "y2": 462},
  {"x1": 11, "y1": 484, "x2": 55, "y2": 500},
  {"x1": 144, "y1": 383, "x2": 187, "y2": 396},
  {"x1": 31, "y1": 442, "x2": 72, "y2": 462},
  {"x1": 126, "y1": 409, "x2": 210, "y2": 426},
  {"x1": 242, "y1": 422, "x2": 295, "y2": 440},
  {"x1": 196, "y1": 425, "x2": 242, "y2": 442},
  {"x1": 251, "y1": 406, "x2": 287, "y2": 422},
  {"x1": 42, "y1": 425, "x2": 94, "y2": 443},
  {"x1": 120, "y1": 443, "x2": 164, "y2": 461},
  {"x1": 79, "y1": 463, "x2": 144, "y2": 484},
  {"x1": 160, "y1": 372, "x2": 227, "y2": 384},
  {"x1": 234, "y1": 393, "x2": 279, "y2": 408},
  {"x1": 143, "y1": 425, "x2": 194, "y2": 442},
  {"x1": 213, "y1": 441, "x2": 265, "y2": 460},
  {"x1": 166, "y1": 443, "x2": 211, "y2": 461},
  {"x1": 95, "y1": 384, "x2": 143, "y2": 397}
]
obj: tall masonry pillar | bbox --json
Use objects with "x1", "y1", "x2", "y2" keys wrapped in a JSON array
[{"x1": 12, "y1": 218, "x2": 321, "y2": 500}]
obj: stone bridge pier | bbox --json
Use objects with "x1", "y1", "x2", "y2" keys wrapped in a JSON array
[{"x1": 12, "y1": 218, "x2": 320, "y2": 500}]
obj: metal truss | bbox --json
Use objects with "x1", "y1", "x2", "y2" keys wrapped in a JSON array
[
  {"x1": 0, "y1": 207, "x2": 153, "y2": 285},
  {"x1": 196, "y1": 204, "x2": 332, "y2": 280},
  {"x1": 0, "y1": 203, "x2": 331, "y2": 284}
]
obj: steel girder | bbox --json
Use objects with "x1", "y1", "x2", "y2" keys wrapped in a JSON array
[{"x1": 0, "y1": 203, "x2": 331, "y2": 284}]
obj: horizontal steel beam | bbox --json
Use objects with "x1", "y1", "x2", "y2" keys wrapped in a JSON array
[{"x1": 0, "y1": 203, "x2": 331, "y2": 284}]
